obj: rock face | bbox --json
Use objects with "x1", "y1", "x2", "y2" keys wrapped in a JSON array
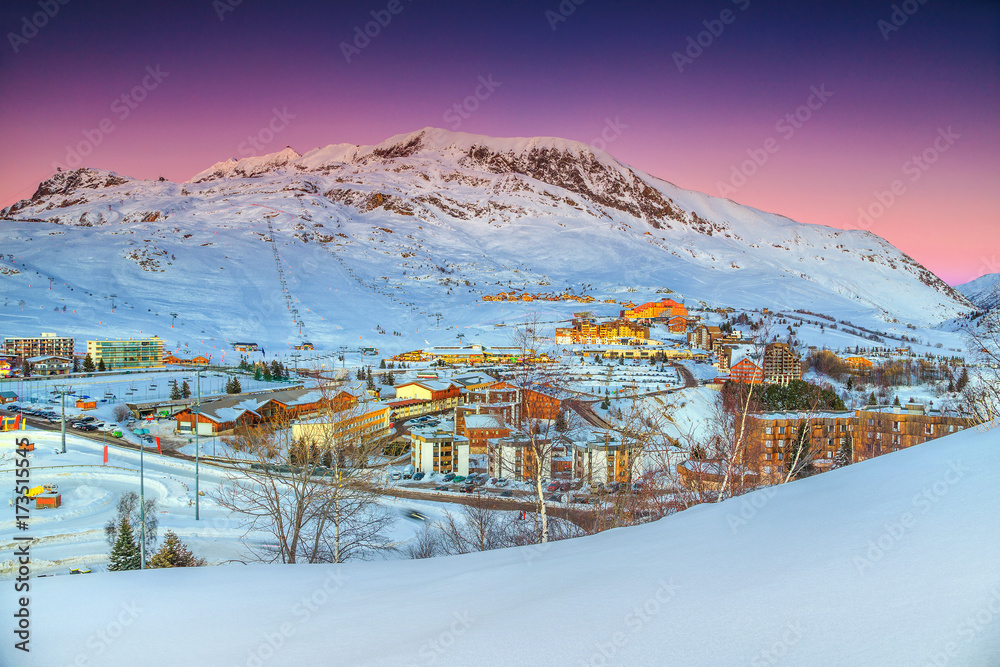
[{"x1": 0, "y1": 127, "x2": 974, "y2": 329}]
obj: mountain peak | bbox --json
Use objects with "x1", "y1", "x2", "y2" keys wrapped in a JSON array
[{"x1": 189, "y1": 146, "x2": 302, "y2": 183}]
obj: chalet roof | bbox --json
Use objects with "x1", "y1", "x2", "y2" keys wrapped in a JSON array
[
  {"x1": 26, "y1": 355, "x2": 71, "y2": 363},
  {"x1": 180, "y1": 387, "x2": 326, "y2": 424}
]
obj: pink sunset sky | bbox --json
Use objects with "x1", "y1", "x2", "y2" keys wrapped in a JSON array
[{"x1": 1, "y1": 0, "x2": 997, "y2": 285}]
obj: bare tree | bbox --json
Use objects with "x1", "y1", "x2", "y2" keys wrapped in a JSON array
[
  {"x1": 963, "y1": 302, "x2": 1000, "y2": 425},
  {"x1": 215, "y1": 386, "x2": 397, "y2": 564},
  {"x1": 112, "y1": 403, "x2": 132, "y2": 423},
  {"x1": 507, "y1": 314, "x2": 567, "y2": 544}
]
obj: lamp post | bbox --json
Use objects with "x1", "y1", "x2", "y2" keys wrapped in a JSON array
[
  {"x1": 139, "y1": 430, "x2": 146, "y2": 570},
  {"x1": 53, "y1": 385, "x2": 73, "y2": 454},
  {"x1": 194, "y1": 369, "x2": 201, "y2": 521}
]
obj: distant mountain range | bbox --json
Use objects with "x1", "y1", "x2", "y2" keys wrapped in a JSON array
[
  {"x1": 956, "y1": 273, "x2": 1000, "y2": 310},
  {"x1": 0, "y1": 128, "x2": 973, "y2": 351}
]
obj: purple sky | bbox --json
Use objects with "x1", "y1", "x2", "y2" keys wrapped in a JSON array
[{"x1": 1, "y1": 0, "x2": 997, "y2": 284}]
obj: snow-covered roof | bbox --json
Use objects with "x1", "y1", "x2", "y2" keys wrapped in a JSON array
[{"x1": 463, "y1": 414, "x2": 505, "y2": 430}]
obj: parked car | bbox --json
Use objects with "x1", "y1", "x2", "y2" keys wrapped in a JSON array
[
  {"x1": 453, "y1": 475, "x2": 466, "y2": 483},
  {"x1": 546, "y1": 481, "x2": 561, "y2": 493},
  {"x1": 488, "y1": 477, "x2": 498, "y2": 485},
  {"x1": 389, "y1": 472, "x2": 402, "y2": 481},
  {"x1": 495, "y1": 478, "x2": 509, "y2": 487},
  {"x1": 499, "y1": 490, "x2": 513, "y2": 497},
  {"x1": 559, "y1": 481, "x2": 572, "y2": 492},
  {"x1": 434, "y1": 485, "x2": 450, "y2": 491},
  {"x1": 460, "y1": 484, "x2": 476, "y2": 493},
  {"x1": 442, "y1": 473, "x2": 456, "y2": 482},
  {"x1": 412, "y1": 472, "x2": 425, "y2": 481}
]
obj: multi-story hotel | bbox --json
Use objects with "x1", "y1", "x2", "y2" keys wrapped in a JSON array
[
  {"x1": 3, "y1": 333, "x2": 74, "y2": 359},
  {"x1": 86, "y1": 336, "x2": 164, "y2": 369}
]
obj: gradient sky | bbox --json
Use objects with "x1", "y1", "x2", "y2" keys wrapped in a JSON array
[{"x1": 1, "y1": 0, "x2": 997, "y2": 285}]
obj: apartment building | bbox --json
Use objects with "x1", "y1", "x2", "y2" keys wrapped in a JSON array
[
  {"x1": 87, "y1": 337, "x2": 164, "y2": 369},
  {"x1": 3, "y1": 333, "x2": 74, "y2": 359}
]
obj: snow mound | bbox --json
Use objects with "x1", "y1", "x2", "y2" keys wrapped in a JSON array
[{"x1": 11, "y1": 423, "x2": 1000, "y2": 665}]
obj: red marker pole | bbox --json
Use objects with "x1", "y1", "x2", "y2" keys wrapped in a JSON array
[
  {"x1": 156, "y1": 436, "x2": 161, "y2": 455},
  {"x1": 103, "y1": 445, "x2": 108, "y2": 465}
]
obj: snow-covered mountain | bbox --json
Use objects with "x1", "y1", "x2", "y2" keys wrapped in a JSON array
[
  {"x1": 957, "y1": 273, "x2": 1000, "y2": 310},
  {"x1": 0, "y1": 128, "x2": 973, "y2": 353}
]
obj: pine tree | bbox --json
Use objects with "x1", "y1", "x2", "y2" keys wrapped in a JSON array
[
  {"x1": 83, "y1": 353, "x2": 95, "y2": 372},
  {"x1": 21, "y1": 360, "x2": 30, "y2": 377},
  {"x1": 263, "y1": 365, "x2": 272, "y2": 381},
  {"x1": 867, "y1": 391, "x2": 877, "y2": 406},
  {"x1": 956, "y1": 367, "x2": 969, "y2": 392},
  {"x1": 254, "y1": 366, "x2": 262, "y2": 381},
  {"x1": 149, "y1": 530, "x2": 205, "y2": 568},
  {"x1": 230, "y1": 377, "x2": 242, "y2": 394},
  {"x1": 892, "y1": 395, "x2": 901, "y2": 407},
  {"x1": 170, "y1": 383, "x2": 182, "y2": 400},
  {"x1": 108, "y1": 518, "x2": 141, "y2": 571},
  {"x1": 72, "y1": 357, "x2": 81, "y2": 373},
  {"x1": 833, "y1": 435, "x2": 853, "y2": 469},
  {"x1": 379, "y1": 359, "x2": 386, "y2": 369},
  {"x1": 269, "y1": 360, "x2": 281, "y2": 380},
  {"x1": 181, "y1": 380, "x2": 191, "y2": 399},
  {"x1": 554, "y1": 410, "x2": 568, "y2": 433},
  {"x1": 97, "y1": 359, "x2": 106, "y2": 372}
]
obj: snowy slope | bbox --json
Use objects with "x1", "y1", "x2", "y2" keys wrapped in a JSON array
[
  {"x1": 8, "y1": 423, "x2": 999, "y2": 666},
  {"x1": 957, "y1": 273, "x2": 1000, "y2": 310},
  {"x1": 0, "y1": 128, "x2": 973, "y2": 355}
]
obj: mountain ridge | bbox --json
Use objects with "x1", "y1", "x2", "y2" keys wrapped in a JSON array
[{"x1": 0, "y1": 128, "x2": 973, "y2": 347}]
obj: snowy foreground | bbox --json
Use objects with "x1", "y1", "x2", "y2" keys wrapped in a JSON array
[{"x1": 6, "y1": 425, "x2": 1000, "y2": 666}]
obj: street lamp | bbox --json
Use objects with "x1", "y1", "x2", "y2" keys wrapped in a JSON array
[
  {"x1": 53, "y1": 384, "x2": 74, "y2": 454},
  {"x1": 194, "y1": 369, "x2": 202, "y2": 521},
  {"x1": 139, "y1": 429, "x2": 147, "y2": 570}
]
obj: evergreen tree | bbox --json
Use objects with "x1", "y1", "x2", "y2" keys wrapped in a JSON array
[
  {"x1": 97, "y1": 359, "x2": 106, "y2": 372},
  {"x1": 82, "y1": 353, "x2": 95, "y2": 372},
  {"x1": 379, "y1": 359, "x2": 386, "y2": 369},
  {"x1": 366, "y1": 372, "x2": 376, "y2": 391},
  {"x1": 170, "y1": 383, "x2": 182, "y2": 400},
  {"x1": 867, "y1": 391, "x2": 877, "y2": 406},
  {"x1": 263, "y1": 364, "x2": 272, "y2": 381},
  {"x1": 181, "y1": 380, "x2": 191, "y2": 399},
  {"x1": 72, "y1": 356, "x2": 81, "y2": 373},
  {"x1": 21, "y1": 360, "x2": 30, "y2": 377},
  {"x1": 956, "y1": 367, "x2": 969, "y2": 392},
  {"x1": 254, "y1": 366, "x2": 262, "y2": 381},
  {"x1": 228, "y1": 377, "x2": 242, "y2": 394},
  {"x1": 554, "y1": 410, "x2": 568, "y2": 434},
  {"x1": 947, "y1": 378, "x2": 955, "y2": 393},
  {"x1": 892, "y1": 395, "x2": 901, "y2": 407},
  {"x1": 833, "y1": 435, "x2": 853, "y2": 469},
  {"x1": 108, "y1": 517, "x2": 141, "y2": 571},
  {"x1": 846, "y1": 376, "x2": 854, "y2": 391},
  {"x1": 269, "y1": 360, "x2": 282, "y2": 380},
  {"x1": 150, "y1": 530, "x2": 205, "y2": 568}
]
